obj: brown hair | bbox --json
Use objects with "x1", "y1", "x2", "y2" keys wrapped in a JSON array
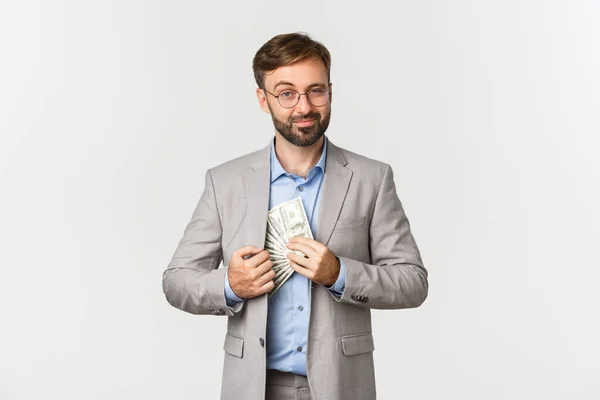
[{"x1": 252, "y1": 32, "x2": 331, "y2": 89}]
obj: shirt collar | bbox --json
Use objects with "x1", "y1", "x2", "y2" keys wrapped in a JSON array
[{"x1": 270, "y1": 136, "x2": 328, "y2": 182}]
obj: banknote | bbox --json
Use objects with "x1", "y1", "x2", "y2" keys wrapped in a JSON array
[{"x1": 264, "y1": 197, "x2": 313, "y2": 297}]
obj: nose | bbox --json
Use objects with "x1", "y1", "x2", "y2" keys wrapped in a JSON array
[{"x1": 294, "y1": 93, "x2": 312, "y2": 114}]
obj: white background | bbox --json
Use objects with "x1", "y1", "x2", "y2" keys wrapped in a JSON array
[{"x1": 1, "y1": 1, "x2": 599, "y2": 399}]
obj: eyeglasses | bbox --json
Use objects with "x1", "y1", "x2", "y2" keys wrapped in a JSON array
[{"x1": 264, "y1": 87, "x2": 331, "y2": 109}]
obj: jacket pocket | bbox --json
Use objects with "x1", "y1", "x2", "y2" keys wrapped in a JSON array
[
  {"x1": 223, "y1": 333, "x2": 244, "y2": 358},
  {"x1": 341, "y1": 332, "x2": 375, "y2": 356},
  {"x1": 334, "y1": 216, "x2": 366, "y2": 230}
]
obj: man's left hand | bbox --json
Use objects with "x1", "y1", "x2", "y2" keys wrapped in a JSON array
[{"x1": 286, "y1": 236, "x2": 340, "y2": 286}]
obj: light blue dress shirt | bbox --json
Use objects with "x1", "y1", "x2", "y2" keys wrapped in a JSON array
[{"x1": 224, "y1": 136, "x2": 346, "y2": 375}]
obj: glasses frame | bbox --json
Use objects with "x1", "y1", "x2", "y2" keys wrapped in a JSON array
[{"x1": 263, "y1": 86, "x2": 332, "y2": 109}]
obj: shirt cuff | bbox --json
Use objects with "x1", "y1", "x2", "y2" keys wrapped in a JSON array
[
  {"x1": 327, "y1": 258, "x2": 346, "y2": 296},
  {"x1": 224, "y1": 266, "x2": 244, "y2": 306}
]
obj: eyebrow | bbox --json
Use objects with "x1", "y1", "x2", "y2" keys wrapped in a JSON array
[{"x1": 272, "y1": 81, "x2": 328, "y2": 91}]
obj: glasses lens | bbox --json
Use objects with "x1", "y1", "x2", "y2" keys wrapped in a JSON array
[
  {"x1": 278, "y1": 90, "x2": 299, "y2": 108},
  {"x1": 308, "y1": 88, "x2": 329, "y2": 106}
]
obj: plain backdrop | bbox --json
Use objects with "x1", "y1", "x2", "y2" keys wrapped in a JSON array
[{"x1": 1, "y1": 1, "x2": 599, "y2": 399}]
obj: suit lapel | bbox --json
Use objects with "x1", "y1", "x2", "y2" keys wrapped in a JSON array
[
  {"x1": 316, "y1": 138, "x2": 353, "y2": 246},
  {"x1": 244, "y1": 143, "x2": 271, "y2": 248}
]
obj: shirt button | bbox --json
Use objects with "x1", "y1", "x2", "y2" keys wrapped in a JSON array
[
  {"x1": 297, "y1": 305, "x2": 304, "y2": 311},
  {"x1": 298, "y1": 186, "x2": 304, "y2": 192},
  {"x1": 297, "y1": 346, "x2": 303, "y2": 352}
]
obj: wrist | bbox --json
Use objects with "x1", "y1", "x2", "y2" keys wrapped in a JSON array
[
  {"x1": 325, "y1": 257, "x2": 341, "y2": 287},
  {"x1": 225, "y1": 267, "x2": 244, "y2": 301}
]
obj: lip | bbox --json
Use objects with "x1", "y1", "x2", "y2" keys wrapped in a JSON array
[{"x1": 294, "y1": 119, "x2": 316, "y2": 127}]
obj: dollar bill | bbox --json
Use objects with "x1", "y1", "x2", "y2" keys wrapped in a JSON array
[
  {"x1": 264, "y1": 197, "x2": 313, "y2": 297},
  {"x1": 279, "y1": 198, "x2": 314, "y2": 242}
]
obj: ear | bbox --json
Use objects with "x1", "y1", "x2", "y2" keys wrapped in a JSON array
[
  {"x1": 256, "y1": 88, "x2": 271, "y2": 113},
  {"x1": 328, "y1": 82, "x2": 333, "y2": 104}
]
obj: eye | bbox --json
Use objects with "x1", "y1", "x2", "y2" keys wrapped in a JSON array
[
  {"x1": 310, "y1": 88, "x2": 327, "y2": 95},
  {"x1": 279, "y1": 90, "x2": 294, "y2": 98}
]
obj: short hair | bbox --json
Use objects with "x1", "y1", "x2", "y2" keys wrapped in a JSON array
[{"x1": 252, "y1": 32, "x2": 332, "y2": 89}]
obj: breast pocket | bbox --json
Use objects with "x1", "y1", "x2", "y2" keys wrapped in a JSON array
[
  {"x1": 334, "y1": 216, "x2": 366, "y2": 230},
  {"x1": 329, "y1": 215, "x2": 369, "y2": 261}
]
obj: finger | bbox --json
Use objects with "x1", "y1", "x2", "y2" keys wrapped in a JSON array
[
  {"x1": 290, "y1": 260, "x2": 313, "y2": 279},
  {"x1": 287, "y1": 251, "x2": 314, "y2": 270},
  {"x1": 256, "y1": 268, "x2": 275, "y2": 286},
  {"x1": 285, "y1": 241, "x2": 318, "y2": 259},
  {"x1": 245, "y1": 250, "x2": 270, "y2": 267},
  {"x1": 288, "y1": 236, "x2": 323, "y2": 251},
  {"x1": 235, "y1": 245, "x2": 263, "y2": 260},
  {"x1": 254, "y1": 258, "x2": 274, "y2": 276},
  {"x1": 259, "y1": 280, "x2": 275, "y2": 294}
]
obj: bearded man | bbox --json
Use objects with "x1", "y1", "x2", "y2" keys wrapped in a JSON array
[{"x1": 163, "y1": 32, "x2": 428, "y2": 400}]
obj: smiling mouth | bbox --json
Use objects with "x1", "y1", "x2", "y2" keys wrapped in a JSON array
[{"x1": 294, "y1": 119, "x2": 316, "y2": 126}]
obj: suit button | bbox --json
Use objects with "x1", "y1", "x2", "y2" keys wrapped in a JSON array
[
  {"x1": 259, "y1": 338, "x2": 265, "y2": 347},
  {"x1": 211, "y1": 310, "x2": 217, "y2": 315},
  {"x1": 363, "y1": 297, "x2": 369, "y2": 303},
  {"x1": 351, "y1": 294, "x2": 358, "y2": 301}
]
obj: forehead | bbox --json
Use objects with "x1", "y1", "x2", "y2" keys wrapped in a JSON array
[{"x1": 264, "y1": 58, "x2": 328, "y2": 90}]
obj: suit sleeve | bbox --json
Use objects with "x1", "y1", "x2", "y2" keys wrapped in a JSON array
[
  {"x1": 334, "y1": 164, "x2": 428, "y2": 309},
  {"x1": 162, "y1": 169, "x2": 244, "y2": 316}
]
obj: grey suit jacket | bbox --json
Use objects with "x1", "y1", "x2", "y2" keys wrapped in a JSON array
[{"x1": 162, "y1": 137, "x2": 428, "y2": 400}]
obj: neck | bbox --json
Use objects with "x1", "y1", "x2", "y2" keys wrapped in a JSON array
[{"x1": 274, "y1": 133, "x2": 324, "y2": 179}]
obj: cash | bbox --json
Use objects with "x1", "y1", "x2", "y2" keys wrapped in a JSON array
[{"x1": 265, "y1": 197, "x2": 313, "y2": 297}]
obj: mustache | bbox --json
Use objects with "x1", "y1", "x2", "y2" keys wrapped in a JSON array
[{"x1": 290, "y1": 113, "x2": 321, "y2": 123}]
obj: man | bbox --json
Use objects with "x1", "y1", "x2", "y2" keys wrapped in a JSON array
[{"x1": 162, "y1": 32, "x2": 428, "y2": 400}]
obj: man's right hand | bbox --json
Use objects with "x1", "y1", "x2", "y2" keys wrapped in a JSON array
[{"x1": 228, "y1": 246, "x2": 274, "y2": 299}]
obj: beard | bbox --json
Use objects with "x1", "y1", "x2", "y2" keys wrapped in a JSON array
[{"x1": 267, "y1": 102, "x2": 331, "y2": 147}]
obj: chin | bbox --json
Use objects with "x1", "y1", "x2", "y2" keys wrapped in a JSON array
[{"x1": 295, "y1": 132, "x2": 323, "y2": 147}]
